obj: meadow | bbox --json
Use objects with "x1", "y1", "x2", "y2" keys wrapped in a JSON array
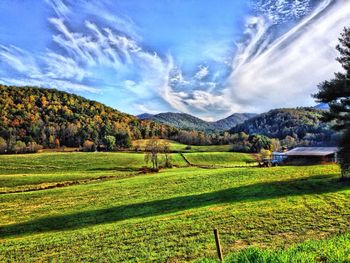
[
  {"x1": 132, "y1": 139, "x2": 232, "y2": 152},
  {"x1": 0, "y1": 151, "x2": 350, "y2": 262}
]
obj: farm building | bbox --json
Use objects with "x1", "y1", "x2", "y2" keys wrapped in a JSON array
[{"x1": 273, "y1": 147, "x2": 338, "y2": 165}]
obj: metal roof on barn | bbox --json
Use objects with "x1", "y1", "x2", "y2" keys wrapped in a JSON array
[{"x1": 283, "y1": 147, "x2": 338, "y2": 157}]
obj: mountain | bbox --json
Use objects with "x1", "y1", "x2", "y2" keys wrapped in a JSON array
[
  {"x1": 137, "y1": 112, "x2": 256, "y2": 132},
  {"x1": 0, "y1": 85, "x2": 178, "y2": 150},
  {"x1": 211, "y1": 113, "x2": 257, "y2": 131},
  {"x1": 139, "y1": 112, "x2": 214, "y2": 132},
  {"x1": 137, "y1": 113, "x2": 154, "y2": 120},
  {"x1": 230, "y1": 108, "x2": 338, "y2": 145}
]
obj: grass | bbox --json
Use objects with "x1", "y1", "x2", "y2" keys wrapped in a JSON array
[
  {"x1": 183, "y1": 152, "x2": 257, "y2": 167},
  {"x1": 199, "y1": 234, "x2": 350, "y2": 262},
  {"x1": 132, "y1": 139, "x2": 232, "y2": 152},
  {"x1": 0, "y1": 153, "x2": 349, "y2": 262},
  {"x1": 0, "y1": 152, "x2": 188, "y2": 193}
]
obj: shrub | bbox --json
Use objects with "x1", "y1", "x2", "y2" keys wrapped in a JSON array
[
  {"x1": 27, "y1": 142, "x2": 43, "y2": 153},
  {"x1": 104, "y1": 135, "x2": 116, "y2": 151},
  {"x1": 0, "y1": 137, "x2": 7, "y2": 153},
  {"x1": 83, "y1": 140, "x2": 95, "y2": 152},
  {"x1": 260, "y1": 149, "x2": 272, "y2": 160},
  {"x1": 14, "y1": 141, "x2": 26, "y2": 154}
]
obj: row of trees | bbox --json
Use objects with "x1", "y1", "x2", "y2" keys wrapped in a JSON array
[{"x1": 0, "y1": 137, "x2": 42, "y2": 154}]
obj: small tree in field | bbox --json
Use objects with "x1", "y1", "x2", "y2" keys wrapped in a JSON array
[
  {"x1": 161, "y1": 141, "x2": 172, "y2": 168},
  {"x1": 314, "y1": 27, "x2": 350, "y2": 179},
  {"x1": 260, "y1": 149, "x2": 272, "y2": 160},
  {"x1": 104, "y1": 135, "x2": 116, "y2": 151},
  {"x1": 144, "y1": 138, "x2": 162, "y2": 171}
]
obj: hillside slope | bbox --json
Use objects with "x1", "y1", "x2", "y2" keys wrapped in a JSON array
[
  {"x1": 230, "y1": 108, "x2": 337, "y2": 145},
  {"x1": 0, "y1": 85, "x2": 177, "y2": 149},
  {"x1": 138, "y1": 112, "x2": 256, "y2": 132}
]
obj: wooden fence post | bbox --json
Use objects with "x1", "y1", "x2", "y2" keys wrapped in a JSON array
[{"x1": 213, "y1": 229, "x2": 223, "y2": 262}]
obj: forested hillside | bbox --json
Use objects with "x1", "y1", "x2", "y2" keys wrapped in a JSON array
[
  {"x1": 138, "y1": 112, "x2": 256, "y2": 132},
  {"x1": 139, "y1": 112, "x2": 214, "y2": 132},
  {"x1": 230, "y1": 108, "x2": 339, "y2": 146},
  {"x1": 0, "y1": 85, "x2": 178, "y2": 152}
]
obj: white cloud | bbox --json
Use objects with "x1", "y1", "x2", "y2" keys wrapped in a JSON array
[
  {"x1": 0, "y1": 45, "x2": 41, "y2": 77},
  {"x1": 0, "y1": 77, "x2": 99, "y2": 93},
  {"x1": 252, "y1": 0, "x2": 312, "y2": 24},
  {"x1": 226, "y1": 0, "x2": 350, "y2": 112},
  {"x1": 42, "y1": 52, "x2": 87, "y2": 80},
  {"x1": 194, "y1": 65, "x2": 209, "y2": 80},
  {"x1": 45, "y1": 0, "x2": 71, "y2": 18}
]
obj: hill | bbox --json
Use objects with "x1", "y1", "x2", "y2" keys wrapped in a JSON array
[
  {"x1": 0, "y1": 85, "x2": 178, "y2": 151},
  {"x1": 230, "y1": 108, "x2": 337, "y2": 145},
  {"x1": 211, "y1": 113, "x2": 257, "y2": 131},
  {"x1": 138, "y1": 112, "x2": 256, "y2": 132},
  {"x1": 139, "y1": 112, "x2": 213, "y2": 132}
]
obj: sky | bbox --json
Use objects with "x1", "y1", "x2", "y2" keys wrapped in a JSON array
[{"x1": 0, "y1": 0, "x2": 350, "y2": 121}]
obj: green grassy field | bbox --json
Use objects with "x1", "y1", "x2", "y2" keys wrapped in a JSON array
[
  {"x1": 183, "y1": 152, "x2": 257, "y2": 167},
  {"x1": 0, "y1": 152, "x2": 188, "y2": 193},
  {"x1": 0, "y1": 153, "x2": 349, "y2": 262},
  {"x1": 133, "y1": 139, "x2": 232, "y2": 152},
  {"x1": 200, "y1": 234, "x2": 350, "y2": 262}
]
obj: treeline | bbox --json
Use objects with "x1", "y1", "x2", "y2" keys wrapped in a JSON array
[
  {"x1": 0, "y1": 85, "x2": 179, "y2": 153},
  {"x1": 173, "y1": 130, "x2": 278, "y2": 153}
]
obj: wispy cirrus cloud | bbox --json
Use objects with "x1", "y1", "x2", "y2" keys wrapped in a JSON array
[
  {"x1": 0, "y1": 0, "x2": 172, "y2": 104},
  {"x1": 0, "y1": 77, "x2": 99, "y2": 93},
  {"x1": 224, "y1": 0, "x2": 350, "y2": 113},
  {"x1": 45, "y1": 0, "x2": 70, "y2": 18},
  {"x1": 0, "y1": 45, "x2": 41, "y2": 77}
]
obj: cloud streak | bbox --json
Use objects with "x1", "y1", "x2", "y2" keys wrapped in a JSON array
[{"x1": 225, "y1": 0, "x2": 350, "y2": 113}]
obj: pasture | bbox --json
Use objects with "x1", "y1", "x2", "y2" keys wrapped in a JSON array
[
  {"x1": 0, "y1": 152, "x2": 349, "y2": 262},
  {"x1": 183, "y1": 152, "x2": 256, "y2": 167},
  {"x1": 132, "y1": 139, "x2": 232, "y2": 152}
]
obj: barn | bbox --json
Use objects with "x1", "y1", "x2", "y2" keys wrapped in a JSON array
[{"x1": 273, "y1": 147, "x2": 338, "y2": 165}]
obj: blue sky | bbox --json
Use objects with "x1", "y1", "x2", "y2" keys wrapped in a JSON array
[{"x1": 0, "y1": 0, "x2": 350, "y2": 120}]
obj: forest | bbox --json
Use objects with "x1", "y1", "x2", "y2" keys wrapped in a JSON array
[
  {"x1": 230, "y1": 108, "x2": 339, "y2": 147},
  {"x1": 0, "y1": 85, "x2": 179, "y2": 153}
]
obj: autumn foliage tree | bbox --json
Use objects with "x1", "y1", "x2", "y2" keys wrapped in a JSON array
[{"x1": 314, "y1": 27, "x2": 350, "y2": 178}]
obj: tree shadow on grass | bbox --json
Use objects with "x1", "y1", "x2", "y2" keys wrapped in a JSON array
[
  {"x1": 87, "y1": 166, "x2": 139, "y2": 172},
  {"x1": 1, "y1": 174, "x2": 349, "y2": 238}
]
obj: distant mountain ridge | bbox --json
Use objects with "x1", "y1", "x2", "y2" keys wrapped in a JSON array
[
  {"x1": 210, "y1": 113, "x2": 257, "y2": 131},
  {"x1": 137, "y1": 112, "x2": 257, "y2": 132}
]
